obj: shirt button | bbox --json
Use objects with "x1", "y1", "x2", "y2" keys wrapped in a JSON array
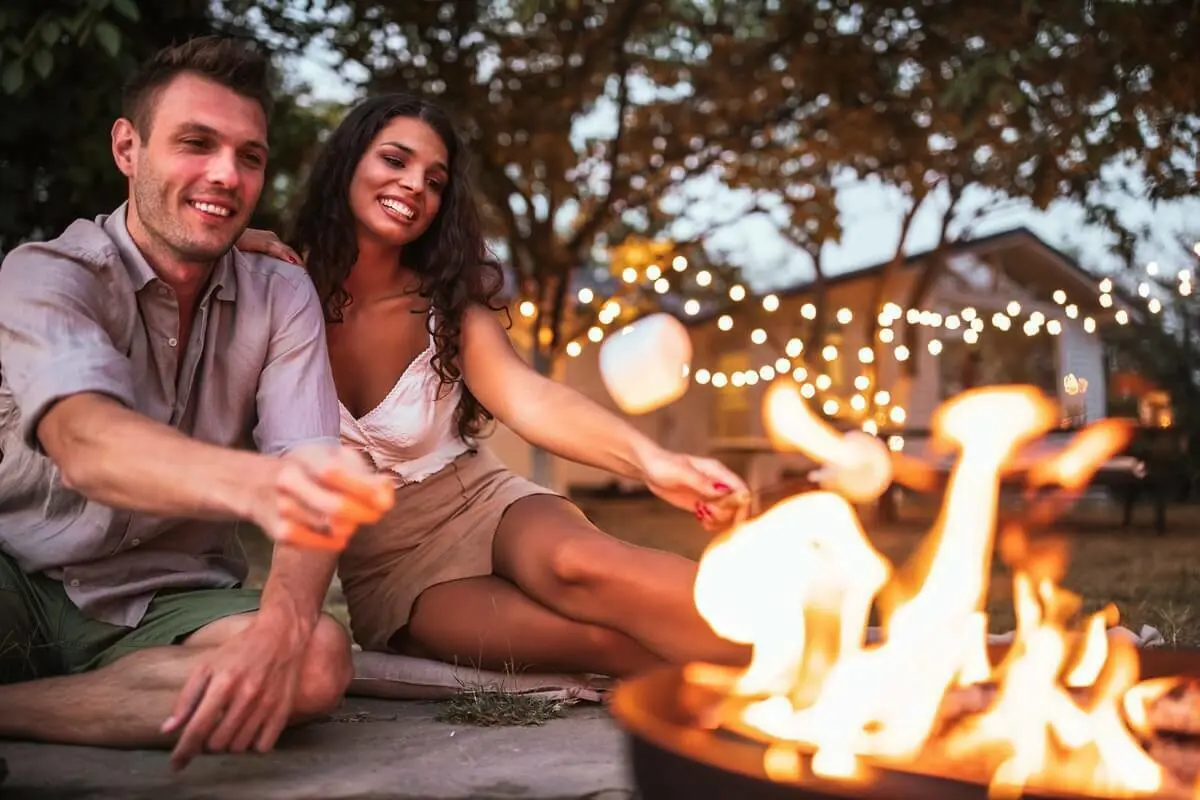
[
  {"x1": 69, "y1": 579, "x2": 80, "y2": 587},
  {"x1": 167, "y1": 337, "x2": 178, "y2": 347},
  {"x1": 130, "y1": 538, "x2": 141, "y2": 547},
  {"x1": 159, "y1": 285, "x2": 170, "y2": 297}
]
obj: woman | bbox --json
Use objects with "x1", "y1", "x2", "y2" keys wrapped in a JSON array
[{"x1": 242, "y1": 93, "x2": 750, "y2": 678}]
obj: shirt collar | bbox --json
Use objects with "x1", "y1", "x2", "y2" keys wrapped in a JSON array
[{"x1": 101, "y1": 202, "x2": 237, "y2": 302}]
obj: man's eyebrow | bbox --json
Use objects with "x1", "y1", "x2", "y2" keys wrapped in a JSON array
[
  {"x1": 382, "y1": 141, "x2": 448, "y2": 174},
  {"x1": 177, "y1": 121, "x2": 270, "y2": 155}
]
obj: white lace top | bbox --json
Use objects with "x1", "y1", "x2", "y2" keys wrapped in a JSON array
[{"x1": 338, "y1": 327, "x2": 470, "y2": 485}]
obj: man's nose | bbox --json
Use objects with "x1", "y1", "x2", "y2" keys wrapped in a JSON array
[{"x1": 206, "y1": 149, "x2": 242, "y2": 189}]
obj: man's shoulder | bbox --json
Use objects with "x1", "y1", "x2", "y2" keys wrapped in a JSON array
[
  {"x1": 1, "y1": 215, "x2": 122, "y2": 277},
  {"x1": 231, "y1": 249, "x2": 316, "y2": 293},
  {"x1": 232, "y1": 249, "x2": 308, "y2": 281}
]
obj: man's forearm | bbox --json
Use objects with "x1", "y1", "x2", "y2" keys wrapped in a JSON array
[
  {"x1": 40, "y1": 394, "x2": 273, "y2": 523},
  {"x1": 257, "y1": 546, "x2": 339, "y2": 641}
]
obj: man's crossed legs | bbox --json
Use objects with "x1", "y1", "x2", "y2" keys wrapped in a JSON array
[{"x1": 0, "y1": 553, "x2": 351, "y2": 763}]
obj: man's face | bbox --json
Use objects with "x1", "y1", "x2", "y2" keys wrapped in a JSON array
[{"x1": 114, "y1": 73, "x2": 268, "y2": 264}]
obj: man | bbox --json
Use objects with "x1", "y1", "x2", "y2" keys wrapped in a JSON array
[{"x1": 0, "y1": 36, "x2": 394, "y2": 771}]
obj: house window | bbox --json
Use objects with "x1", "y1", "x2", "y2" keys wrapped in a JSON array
[
  {"x1": 939, "y1": 328, "x2": 1057, "y2": 400},
  {"x1": 714, "y1": 351, "x2": 753, "y2": 438}
]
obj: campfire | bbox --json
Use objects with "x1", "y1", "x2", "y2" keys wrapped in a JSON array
[{"x1": 612, "y1": 384, "x2": 1200, "y2": 800}]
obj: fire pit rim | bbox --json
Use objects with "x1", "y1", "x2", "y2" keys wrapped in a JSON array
[{"x1": 611, "y1": 648, "x2": 1200, "y2": 800}]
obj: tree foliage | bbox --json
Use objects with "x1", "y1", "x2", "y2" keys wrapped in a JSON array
[
  {"x1": 234, "y1": 0, "x2": 1198, "y2": 373},
  {"x1": 0, "y1": 0, "x2": 335, "y2": 253}
]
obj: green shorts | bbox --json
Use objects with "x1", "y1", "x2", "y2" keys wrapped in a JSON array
[{"x1": 0, "y1": 551, "x2": 261, "y2": 684}]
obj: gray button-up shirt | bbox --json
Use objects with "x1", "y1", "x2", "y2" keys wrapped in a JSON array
[{"x1": 0, "y1": 203, "x2": 341, "y2": 627}]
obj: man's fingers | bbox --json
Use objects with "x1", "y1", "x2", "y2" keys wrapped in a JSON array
[
  {"x1": 163, "y1": 666, "x2": 211, "y2": 735},
  {"x1": 277, "y1": 467, "x2": 385, "y2": 527},
  {"x1": 290, "y1": 446, "x2": 395, "y2": 511},
  {"x1": 205, "y1": 684, "x2": 262, "y2": 754},
  {"x1": 281, "y1": 453, "x2": 394, "y2": 521},
  {"x1": 254, "y1": 696, "x2": 292, "y2": 754},
  {"x1": 229, "y1": 693, "x2": 278, "y2": 754},
  {"x1": 278, "y1": 523, "x2": 348, "y2": 551},
  {"x1": 170, "y1": 679, "x2": 231, "y2": 771}
]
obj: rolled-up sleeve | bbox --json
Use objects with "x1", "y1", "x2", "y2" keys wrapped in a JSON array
[
  {"x1": 0, "y1": 242, "x2": 136, "y2": 450},
  {"x1": 254, "y1": 273, "x2": 341, "y2": 455}
]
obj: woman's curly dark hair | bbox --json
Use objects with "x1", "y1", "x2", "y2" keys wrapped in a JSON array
[{"x1": 288, "y1": 93, "x2": 506, "y2": 442}]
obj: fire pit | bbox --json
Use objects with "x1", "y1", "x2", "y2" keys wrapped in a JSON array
[
  {"x1": 611, "y1": 385, "x2": 1200, "y2": 800},
  {"x1": 613, "y1": 649, "x2": 1200, "y2": 800}
]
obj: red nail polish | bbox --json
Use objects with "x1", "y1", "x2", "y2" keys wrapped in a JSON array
[{"x1": 713, "y1": 482, "x2": 731, "y2": 492}]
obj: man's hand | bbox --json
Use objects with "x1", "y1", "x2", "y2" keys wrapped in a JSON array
[
  {"x1": 253, "y1": 444, "x2": 395, "y2": 551},
  {"x1": 162, "y1": 619, "x2": 305, "y2": 770}
]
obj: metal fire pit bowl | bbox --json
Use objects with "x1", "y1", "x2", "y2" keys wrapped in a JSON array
[{"x1": 611, "y1": 647, "x2": 1200, "y2": 800}]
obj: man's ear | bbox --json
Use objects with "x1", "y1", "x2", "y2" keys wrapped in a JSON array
[{"x1": 111, "y1": 118, "x2": 140, "y2": 178}]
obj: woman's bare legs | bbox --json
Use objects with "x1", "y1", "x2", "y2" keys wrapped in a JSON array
[
  {"x1": 490, "y1": 495, "x2": 749, "y2": 667},
  {"x1": 397, "y1": 575, "x2": 664, "y2": 677}
]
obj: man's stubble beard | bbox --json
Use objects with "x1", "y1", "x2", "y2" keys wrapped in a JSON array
[{"x1": 132, "y1": 160, "x2": 246, "y2": 265}]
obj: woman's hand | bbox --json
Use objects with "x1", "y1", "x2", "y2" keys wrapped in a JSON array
[
  {"x1": 236, "y1": 228, "x2": 303, "y2": 266},
  {"x1": 639, "y1": 447, "x2": 751, "y2": 532}
]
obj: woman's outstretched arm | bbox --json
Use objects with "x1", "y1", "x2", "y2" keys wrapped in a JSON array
[{"x1": 459, "y1": 304, "x2": 748, "y2": 527}]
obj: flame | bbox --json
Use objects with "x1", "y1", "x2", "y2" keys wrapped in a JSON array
[{"x1": 691, "y1": 384, "x2": 1166, "y2": 798}]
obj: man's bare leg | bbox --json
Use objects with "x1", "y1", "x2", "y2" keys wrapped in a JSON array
[{"x1": 0, "y1": 612, "x2": 352, "y2": 748}]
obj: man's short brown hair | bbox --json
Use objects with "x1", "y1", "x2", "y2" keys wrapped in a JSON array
[{"x1": 122, "y1": 35, "x2": 274, "y2": 135}]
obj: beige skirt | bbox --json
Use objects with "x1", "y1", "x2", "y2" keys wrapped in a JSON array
[{"x1": 338, "y1": 447, "x2": 557, "y2": 652}]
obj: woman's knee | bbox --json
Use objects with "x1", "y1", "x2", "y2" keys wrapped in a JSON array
[
  {"x1": 545, "y1": 531, "x2": 639, "y2": 593},
  {"x1": 294, "y1": 615, "x2": 353, "y2": 717}
]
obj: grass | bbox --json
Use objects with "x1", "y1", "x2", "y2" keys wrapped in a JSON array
[{"x1": 433, "y1": 683, "x2": 576, "y2": 727}]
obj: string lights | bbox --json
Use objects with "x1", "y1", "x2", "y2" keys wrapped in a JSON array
[{"x1": 513, "y1": 236, "x2": 1199, "y2": 432}]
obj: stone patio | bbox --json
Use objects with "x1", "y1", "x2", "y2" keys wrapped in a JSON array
[{"x1": 0, "y1": 697, "x2": 635, "y2": 799}]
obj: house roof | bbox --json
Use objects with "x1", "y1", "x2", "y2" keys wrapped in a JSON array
[{"x1": 682, "y1": 226, "x2": 1139, "y2": 328}]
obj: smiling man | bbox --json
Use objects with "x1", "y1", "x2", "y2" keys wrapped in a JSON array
[{"x1": 0, "y1": 36, "x2": 394, "y2": 770}]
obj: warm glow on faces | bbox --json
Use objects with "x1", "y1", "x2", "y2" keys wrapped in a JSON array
[
  {"x1": 349, "y1": 115, "x2": 450, "y2": 249},
  {"x1": 113, "y1": 73, "x2": 268, "y2": 264}
]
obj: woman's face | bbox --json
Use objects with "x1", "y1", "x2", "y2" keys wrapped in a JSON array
[{"x1": 349, "y1": 114, "x2": 450, "y2": 249}]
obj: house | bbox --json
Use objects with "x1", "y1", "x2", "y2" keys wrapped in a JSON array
[{"x1": 488, "y1": 227, "x2": 1141, "y2": 495}]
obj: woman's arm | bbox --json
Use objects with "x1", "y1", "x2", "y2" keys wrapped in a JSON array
[
  {"x1": 459, "y1": 305, "x2": 656, "y2": 481},
  {"x1": 459, "y1": 305, "x2": 748, "y2": 526}
]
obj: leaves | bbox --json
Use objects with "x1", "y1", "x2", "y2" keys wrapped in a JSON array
[
  {"x1": 39, "y1": 20, "x2": 61, "y2": 45},
  {"x1": 247, "y1": 0, "x2": 1192, "y2": 360},
  {"x1": 1, "y1": 60, "x2": 22, "y2": 95},
  {"x1": 112, "y1": 0, "x2": 140, "y2": 22},
  {"x1": 31, "y1": 49, "x2": 52, "y2": 79},
  {"x1": 94, "y1": 21, "x2": 121, "y2": 57},
  {"x1": 1, "y1": 0, "x2": 214, "y2": 252}
]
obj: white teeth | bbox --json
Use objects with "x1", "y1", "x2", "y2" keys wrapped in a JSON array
[
  {"x1": 192, "y1": 201, "x2": 232, "y2": 217},
  {"x1": 380, "y1": 198, "x2": 416, "y2": 219}
]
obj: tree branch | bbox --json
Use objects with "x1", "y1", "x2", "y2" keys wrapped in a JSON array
[{"x1": 565, "y1": 1, "x2": 641, "y2": 255}]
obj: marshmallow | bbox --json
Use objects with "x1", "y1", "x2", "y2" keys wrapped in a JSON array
[
  {"x1": 599, "y1": 312, "x2": 693, "y2": 414},
  {"x1": 764, "y1": 383, "x2": 894, "y2": 503}
]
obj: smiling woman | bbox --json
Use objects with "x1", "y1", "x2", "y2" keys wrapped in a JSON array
[{"x1": 233, "y1": 93, "x2": 757, "y2": 679}]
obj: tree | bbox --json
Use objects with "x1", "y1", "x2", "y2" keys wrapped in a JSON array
[
  {"x1": 236, "y1": 0, "x2": 1197, "y2": 349},
  {"x1": 0, "y1": 0, "x2": 214, "y2": 252},
  {"x1": 232, "y1": 0, "x2": 1197, "y2": 483},
  {"x1": 0, "y1": 0, "x2": 331, "y2": 252}
]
